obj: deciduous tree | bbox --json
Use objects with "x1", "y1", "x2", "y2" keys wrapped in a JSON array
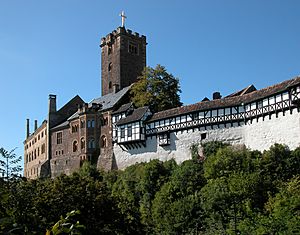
[{"x1": 130, "y1": 65, "x2": 182, "y2": 112}]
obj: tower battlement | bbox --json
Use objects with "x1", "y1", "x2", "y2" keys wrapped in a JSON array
[{"x1": 100, "y1": 27, "x2": 146, "y2": 48}]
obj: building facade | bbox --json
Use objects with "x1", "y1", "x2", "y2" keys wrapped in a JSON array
[
  {"x1": 24, "y1": 22, "x2": 300, "y2": 178},
  {"x1": 112, "y1": 77, "x2": 300, "y2": 169},
  {"x1": 24, "y1": 120, "x2": 48, "y2": 179}
]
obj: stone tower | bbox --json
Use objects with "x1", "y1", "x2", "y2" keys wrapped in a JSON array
[{"x1": 100, "y1": 26, "x2": 147, "y2": 96}]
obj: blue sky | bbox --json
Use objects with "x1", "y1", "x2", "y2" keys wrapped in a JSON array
[{"x1": 0, "y1": 0, "x2": 299, "y2": 165}]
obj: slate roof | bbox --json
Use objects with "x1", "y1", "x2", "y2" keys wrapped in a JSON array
[
  {"x1": 51, "y1": 120, "x2": 69, "y2": 131},
  {"x1": 148, "y1": 76, "x2": 300, "y2": 122},
  {"x1": 66, "y1": 86, "x2": 131, "y2": 121},
  {"x1": 116, "y1": 106, "x2": 149, "y2": 125},
  {"x1": 90, "y1": 86, "x2": 131, "y2": 111},
  {"x1": 112, "y1": 102, "x2": 133, "y2": 114}
]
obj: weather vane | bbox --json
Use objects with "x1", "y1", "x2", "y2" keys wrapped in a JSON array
[{"x1": 119, "y1": 11, "x2": 127, "y2": 27}]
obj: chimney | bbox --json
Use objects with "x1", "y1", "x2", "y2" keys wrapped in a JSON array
[
  {"x1": 213, "y1": 92, "x2": 222, "y2": 100},
  {"x1": 26, "y1": 119, "x2": 30, "y2": 138},
  {"x1": 34, "y1": 120, "x2": 38, "y2": 131},
  {"x1": 113, "y1": 84, "x2": 120, "y2": 93},
  {"x1": 49, "y1": 94, "x2": 57, "y2": 113}
]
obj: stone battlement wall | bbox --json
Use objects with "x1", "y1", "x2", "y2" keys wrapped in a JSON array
[{"x1": 112, "y1": 106, "x2": 300, "y2": 170}]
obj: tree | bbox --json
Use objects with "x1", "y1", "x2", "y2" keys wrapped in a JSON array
[
  {"x1": 130, "y1": 64, "x2": 182, "y2": 112},
  {"x1": 0, "y1": 147, "x2": 22, "y2": 180}
]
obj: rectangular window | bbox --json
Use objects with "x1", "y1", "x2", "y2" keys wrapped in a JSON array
[
  {"x1": 127, "y1": 125, "x2": 132, "y2": 137},
  {"x1": 41, "y1": 143, "x2": 45, "y2": 154},
  {"x1": 121, "y1": 127, "x2": 125, "y2": 138},
  {"x1": 128, "y1": 42, "x2": 138, "y2": 55},
  {"x1": 158, "y1": 133, "x2": 170, "y2": 146},
  {"x1": 57, "y1": 132, "x2": 62, "y2": 144}
]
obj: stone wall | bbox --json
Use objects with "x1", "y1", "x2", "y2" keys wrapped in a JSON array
[
  {"x1": 101, "y1": 27, "x2": 146, "y2": 96},
  {"x1": 113, "y1": 110, "x2": 300, "y2": 170},
  {"x1": 244, "y1": 110, "x2": 300, "y2": 151},
  {"x1": 24, "y1": 122, "x2": 48, "y2": 179},
  {"x1": 113, "y1": 122, "x2": 245, "y2": 170}
]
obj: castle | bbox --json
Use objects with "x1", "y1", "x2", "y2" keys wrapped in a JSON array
[{"x1": 24, "y1": 18, "x2": 300, "y2": 179}]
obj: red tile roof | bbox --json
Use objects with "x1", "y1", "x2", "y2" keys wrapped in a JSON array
[{"x1": 148, "y1": 76, "x2": 300, "y2": 122}]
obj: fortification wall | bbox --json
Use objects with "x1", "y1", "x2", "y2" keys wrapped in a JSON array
[
  {"x1": 113, "y1": 122, "x2": 245, "y2": 170},
  {"x1": 113, "y1": 110, "x2": 300, "y2": 170},
  {"x1": 244, "y1": 110, "x2": 300, "y2": 151}
]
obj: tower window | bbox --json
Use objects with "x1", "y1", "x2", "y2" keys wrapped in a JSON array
[
  {"x1": 108, "y1": 62, "x2": 112, "y2": 72},
  {"x1": 108, "y1": 45, "x2": 112, "y2": 55},
  {"x1": 109, "y1": 81, "x2": 112, "y2": 89},
  {"x1": 128, "y1": 42, "x2": 138, "y2": 55},
  {"x1": 88, "y1": 139, "x2": 95, "y2": 149}
]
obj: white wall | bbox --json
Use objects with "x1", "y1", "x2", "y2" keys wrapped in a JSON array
[
  {"x1": 114, "y1": 109, "x2": 300, "y2": 170},
  {"x1": 244, "y1": 110, "x2": 300, "y2": 151},
  {"x1": 114, "y1": 122, "x2": 245, "y2": 170}
]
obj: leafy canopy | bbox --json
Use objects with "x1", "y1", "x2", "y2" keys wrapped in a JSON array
[
  {"x1": 130, "y1": 64, "x2": 182, "y2": 112},
  {"x1": 0, "y1": 147, "x2": 22, "y2": 179}
]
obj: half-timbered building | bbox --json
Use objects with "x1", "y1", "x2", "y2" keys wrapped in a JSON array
[{"x1": 112, "y1": 76, "x2": 300, "y2": 169}]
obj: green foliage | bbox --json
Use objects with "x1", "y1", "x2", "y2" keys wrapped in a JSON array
[
  {"x1": 130, "y1": 64, "x2": 182, "y2": 112},
  {"x1": 0, "y1": 143, "x2": 299, "y2": 234},
  {"x1": 0, "y1": 147, "x2": 22, "y2": 180},
  {"x1": 202, "y1": 141, "x2": 230, "y2": 157},
  {"x1": 47, "y1": 210, "x2": 85, "y2": 235}
]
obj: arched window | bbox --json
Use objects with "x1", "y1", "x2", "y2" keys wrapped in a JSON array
[
  {"x1": 73, "y1": 140, "x2": 78, "y2": 152},
  {"x1": 108, "y1": 62, "x2": 112, "y2": 72},
  {"x1": 88, "y1": 139, "x2": 95, "y2": 149},
  {"x1": 109, "y1": 81, "x2": 112, "y2": 89},
  {"x1": 81, "y1": 138, "x2": 85, "y2": 150},
  {"x1": 80, "y1": 120, "x2": 85, "y2": 128},
  {"x1": 87, "y1": 119, "x2": 95, "y2": 128},
  {"x1": 101, "y1": 135, "x2": 107, "y2": 148}
]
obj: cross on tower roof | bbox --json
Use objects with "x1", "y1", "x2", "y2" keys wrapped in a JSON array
[{"x1": 119, "y1": 11, "x2": 127, "y2": 27}]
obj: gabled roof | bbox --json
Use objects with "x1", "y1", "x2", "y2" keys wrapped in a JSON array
[
  {"x1": 66, "y1": 86, "x2": 131, "y2": 122},
  {"x1": 226, "y1": 84, "x2": 257, "y2": 98},
  {"x1": 116, "y1": 106, "x2": 149, "y2": 125},
  {"x1": 148, "y1": 76, "x2": 300, "y2": 122},
  {"x1": 51, "y1": 120, "x2": 69, "y2": 131},
  {"x1": 56, "y1": 95, "x2": 84, "y2": 117}
]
